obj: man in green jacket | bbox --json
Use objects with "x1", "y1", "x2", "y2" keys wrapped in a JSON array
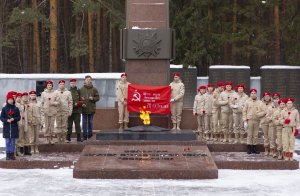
[
  {"x1": 80, "y1": 75, "x2": 100, "y2": 140},
  {"x1": 67, "y1": 78, "x2": 82, "y2": 142}
]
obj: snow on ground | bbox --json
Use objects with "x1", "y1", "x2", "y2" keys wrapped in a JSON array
[
  {"x1": 0, "y1": 169, "x2": 299, "y2": 196},
  {"x1": 0, "y1": 135, "x2": 300, "y2": 196}
]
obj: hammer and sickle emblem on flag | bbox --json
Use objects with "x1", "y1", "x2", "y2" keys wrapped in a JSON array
[{"x1": 131, "y1": 90, "x2": 141, "y2": 102}]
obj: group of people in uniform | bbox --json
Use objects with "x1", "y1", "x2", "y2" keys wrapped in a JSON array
[
  {"x1": 1, "y1": 75, "x2": 99, "y2": 160},
  {"x1": 2, "y1": 72, "x2": 299, "y2": 162}
]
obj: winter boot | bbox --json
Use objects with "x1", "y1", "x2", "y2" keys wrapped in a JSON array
[
  {"x1": 289, "y1": 152, "x2": 293, "y2": 161},
  {"x1": 252, "y1": 145, "x2": 260, "y2": 154},
  {"x1": 20, "y1": 147, "x2": 24, "y2": 156},
  {"x1": 66, "y1": 133, "x2": 71, "y2": 143},
  {"x1": 124, "y1": 122, "x2": 129, "y2": 129},
  {"x1": 35, "y1": 145, "x2": 39, "y2": 154},
  {"x1": 172, "y1": 123, "x2": 176, "y2": 130},
  {"x1": 197, "y1": 132, "x2": 203, "y2": 140},
  {"x1": 228, "y1": 133, "x2": 232, "y2": 143},
  {"x1": 264, "y1": 147, "x2": 269, "y2": 156},
  {"x1": 46, "y1": 136, "x2": 51, "y2": 144},
  {"x1": 6, "y1": 153, "x2": 10, "y2": 160},
  {"x1": 10, "y1": 153, "x2": 15, "y2": 160},
  {"x1": 233, "y1": 133, "x2": 239, "y2": 144},
  {"x1": 223, "y1": 134, "x2": 228, "y2": 143},
  {"x1": 277, "y1": 150, "x2": 283, "y2": 160},
  {"x1": 77, "y1": 133, "x2": 82, "y2": 142},
  {"x1": 176, "y1": 122, "x2": 181, "y2": 130},
  {"x1": 247, "y1": 145, "x2": 252, "y2": 154},
  {"x1": 119, "y1": 123, "x2": 123, "y2": 132}
]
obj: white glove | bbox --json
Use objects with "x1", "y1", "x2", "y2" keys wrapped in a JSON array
[
  {"x1": 244, "y1": 121, "x2": 248, "y2": 130},
  {"x1": 233, "y1": 105, "x2": 238, "y2": 109},
  {"x1": 170, "y1": 99, "x2": 175, "y2": 102}
]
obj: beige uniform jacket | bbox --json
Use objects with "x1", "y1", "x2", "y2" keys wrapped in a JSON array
[
  {"x1": 116, "y1": 81, "x2": 131, "y2": 102},
  {"x1": 41, "y1": 89, "x2": 60, "y2": 117},
  {"x1": 230, "y1": 92, "x2": 249, "y2": 113},
  {"x1": 193, "y1": 93, "x2": 205, "y2": 115},
  {"x1": 204, "y1": 92, "x2": 214, "y2": 116},
  {"x1": 218, "y1": 90, "x2": 235, "y2": 113},
  {"x1": 280, "y1": 108, "x2": 300, "y2": 128},
  {"x1": 170, "y1": 80, "x2": 185, "y2": 102},
  {"x1": 242, "y1": 98, "x2": 266, "y2": 122},
  {"x1": 56, "y1": 88, "x2": 73, "y2": 115},
  {"x1": 27, "y1": 100, "x2": 42, "y2": 126}
]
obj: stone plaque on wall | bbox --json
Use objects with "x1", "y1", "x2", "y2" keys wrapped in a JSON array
[
  {"x1": 261, "y1": 65, "x2": 300, "y2": 110},
  {"x1": 209, "y1": 65, "x2": 250, "y2": 91},
  {"x1": 170, "y1": 67, "x2": 197, "y2": 108}
]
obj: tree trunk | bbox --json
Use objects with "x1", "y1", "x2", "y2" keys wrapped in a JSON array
[
  {"x1": 63, "y1": 0, "x2": 70, "y2": 72},
  {"x1": 75, "y1": 14, "x2": 81, "y2": 72},
  {"x1": 111, "y1": 26, "x2": 118, "y2": 72},
  {"x1": 88, "y1": 11, "x2": 94, "y2": 72},
  {"x1": 274, "y1": 2, "x2": 280, "y2": 64},
  {"x1": 33, "y1": 0, "x2": 41, "y2": 73},
  {"x1": 96, "y1": 8, "x2": 102, "y2": 72},
  {"x1": 208, "y1": 8, "x2": 212, "y2": 34},
  {"x1": 50, "y1": 0, "x2": 58, "y2": 73},
  {"x1": 232, "y1": 0, "x2": 237, "y2": 64},
  {"x1": 0, "y1": 0, "x2": 3, "y2": 72}
]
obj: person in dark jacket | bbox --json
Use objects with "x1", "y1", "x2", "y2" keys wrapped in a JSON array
[
  {"x1": 79, "y1": 75, "x2": 100, "y2": 140},
  {"x1": 67, "y1": 78, "x2": 83, "y2": 142},
  {"x1": 1, "y1": 93, "x2": 21, "y2": 160}
]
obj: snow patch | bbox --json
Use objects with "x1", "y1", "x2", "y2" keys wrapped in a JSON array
[
  {"x1": 0, "y1": 73, "x2": 121, "y2": 79},
  {"x1": 261, "y1": 65, "x2": 300, "y2": 69},
  {"x1": 170, "y1": 64, "x2": 197, "y2": 69},
  {"x1": 210, "y1": 65, "x2": 250, "y2": 69},
  {"x1": 0, "y1": 133, "x2": 4, "y2": 148}
]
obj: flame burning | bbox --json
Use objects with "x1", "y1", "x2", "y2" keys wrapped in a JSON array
[{"x1": 139, "y1": 106, "x2": 151, "y2": 125}]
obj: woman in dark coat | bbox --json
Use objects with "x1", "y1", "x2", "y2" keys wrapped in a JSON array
[{"x1": 1, "y1": 93, "x2": 21, "y2": 160}]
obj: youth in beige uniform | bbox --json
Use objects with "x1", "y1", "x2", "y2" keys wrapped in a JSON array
[
  {"x1": 280, "y1": 98, "x2": 300, "y2": 161},
  {"x1": 272, "y1": 99, "x2": 286, "y2": 160},
  {"x1": 15, "y1": 93, "x2": 25, "y2": 156},
  {"x1": 55, "y1": 80, "x2": 73, "y2": 143},
  {"x1": 204, "y1": 84, "x2": 214, "y2": 140},
  {"x1": 27, "y1": 91, "x2": 42, "y2": 154},
  {"x1": 170, "y1": 72, "x2": 185, "y2": 130},
  {"x1": 260, "y1": 92, "x2": 276, "y2": 156},
  {"x1": 193, "y1": 86, "x2": 206, "y2": 139},
  {"x1": 116, "y1": 73, "x2": 131, "y2": 131},
  {"x1": 212, "y1": 82, "x2": 224, "y2": 141},
  {"x1": 218, "y1": 81, "x2": 235, "y2": 143},
  {"x1": 243, "y1": 89, "x2": 266, "y2": 154},
  {"x1": 230, "y1": 84, "x2": 248, "y2": 144},
  {"x1": 21, "y1": 93, "x2": 30, "y2": 155},
  {"x1": 41, "y1": 81, "x2": 60, "y2": 144}
]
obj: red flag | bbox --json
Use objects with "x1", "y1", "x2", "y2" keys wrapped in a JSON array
[{"x1": 127, "y1": 84, "x2": 171, "y2": 114}]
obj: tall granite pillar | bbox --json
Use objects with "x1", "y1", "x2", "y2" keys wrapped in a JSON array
[{"x1": 124, "y1": 0, "x2": 171, "y2": 86}]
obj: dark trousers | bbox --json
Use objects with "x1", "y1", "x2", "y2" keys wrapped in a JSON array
[
  {"x1": 82, "y1": 113, "x2": 94, "y2": 138},
  {"x1": 67, "y1": 113, "x2": 81, "y2": 135}
]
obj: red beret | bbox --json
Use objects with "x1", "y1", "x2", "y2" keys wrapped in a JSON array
[
  {"x1": 8, "y1": 91, "x2": 17, "y2": 96},
  {"x1": 286, "y1": 98, "x2": 295, "y2": 103},
  {"x1": 198, "y1": 85, "x2": 207, "y2": 92},
  {"x1": 29, "y1": 91, "x2": 36, "y2": 95},
  {"x1": 278, "y1": 99, "x2": 286, "y2": 104},
  {"x1": 273, "y1": 93, "x2": 280, "y2": 98},
  {"x1": 16, "y1": 93, "x2": 23, "y2": 97},
  {"x1": 250, "y1": 89, "x2": 257, "y2": 93},
  {"x1": 217, "y1": 82, "x2": 224, "y2": 87},
  {"x1": 173, "y1": 72, "x2": 180, "y2": 77},
  {"x1": 46, "y1": 80, "x2": 53, "y2": 85},
  {"x1": 263, "y1": 92, "x2": 271, "y2": 97},
  {"x1": 59, "y1": 80, "x2": 65, "y2": 84},
  {"x1": 235, "y1": 84, "x2": 246, "y2": 91},
  {"x1": 22, "y1": 92, "x2": 28, "y2": 96},
  {"x1": 225, "y1": 81, "x2": 233, "y2": 86},
  {"x1": 207, "y1": 83, "x2": 214, "y2": 87},
  {"x1": 6, "y1": 93, "x2": 14, "y2": 101},
  {"x1": 70, "y1": 78, "x2": 77, "y2": 83},
  {"x1": 121, "y1": 73, "x2": 127, "y2": 77}
]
